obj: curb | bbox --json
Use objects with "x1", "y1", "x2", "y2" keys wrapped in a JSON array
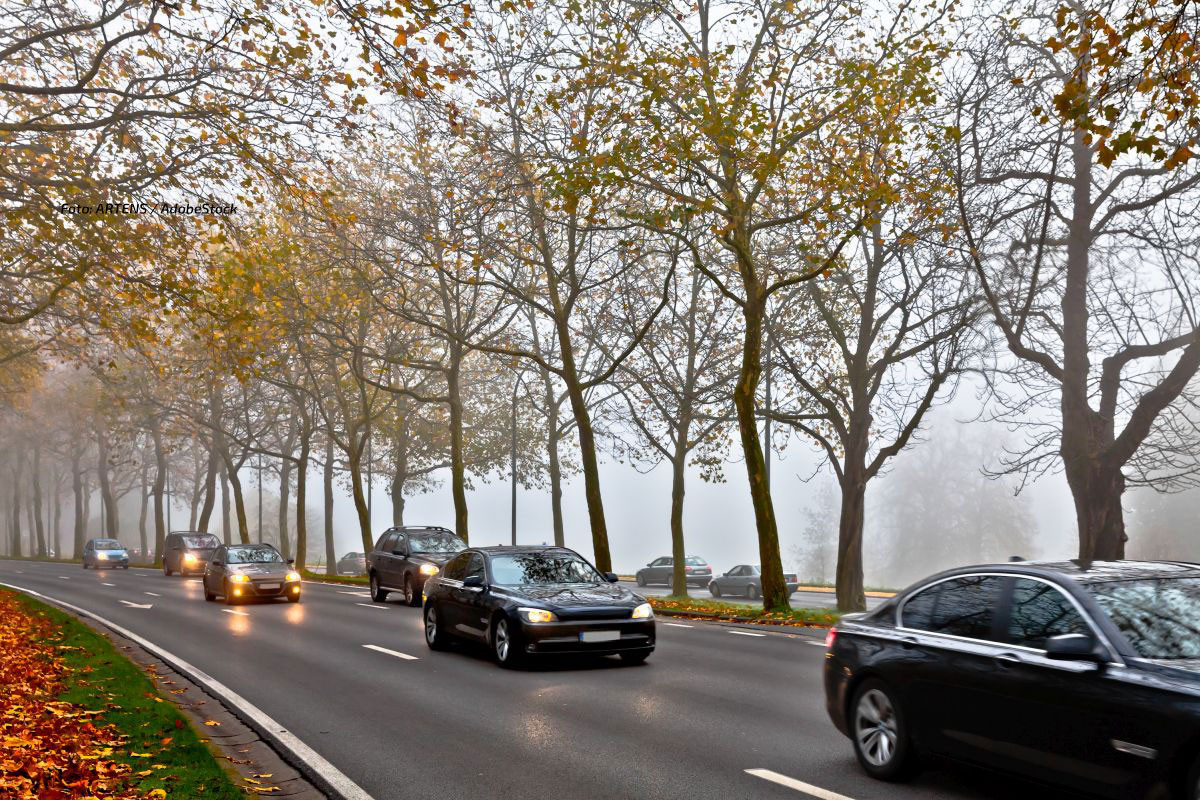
[{"x1": 0, "y1": 581, "x2": 374, "y2": 800}]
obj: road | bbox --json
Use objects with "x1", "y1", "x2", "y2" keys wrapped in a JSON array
[
  {"x1": 0, "y1": 559, "x2": 1069, "y2": 800},
  {"x1": 618, "y1": 581, "x2": 889, "y2": 610}
]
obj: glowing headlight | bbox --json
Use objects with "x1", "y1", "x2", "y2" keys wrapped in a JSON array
[
  {"x1": 631, "y1": 603, "x2": 654, "y2": 620},
  {"x1": 285, "y1": 572, "x2": 301, "y2": 582},
  {"x1": 230, "y1": 574, "x2": 250, "y2": 584},
  {"x1": 518, "y1": 608, "x2": 558, "y2": 624},
  {"x1": 96, "y1": 552, "x2": 108, "y2": 560},
  {"x1": 419, "y1": 563, "x2": 440, "y2": 576},
  {"x1": 183, "y1": 553, "x2": 198, "y2": 563}
]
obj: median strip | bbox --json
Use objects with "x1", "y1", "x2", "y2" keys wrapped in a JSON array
[
  {"x1": 746, "y1": 768, "x2": 856, "y2": 800},
  {"x1": 362, "y1": 644, "x2": 418, "y2": 661}
]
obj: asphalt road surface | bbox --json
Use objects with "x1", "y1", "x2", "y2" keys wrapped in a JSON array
[
  {"x1": 0, "y1": 559, "x2": 1074, "y2": 800},
  {"x1": 618, "y1": 580, "x2": 889, "y2": 610}
]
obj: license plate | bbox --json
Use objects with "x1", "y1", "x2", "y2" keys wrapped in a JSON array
[
  {"x1": 259, "y1": 583, "x2": 279, "y2": 590},
  {"x1": 580, "y1": 630, "x2": 620, "y2": 643}
]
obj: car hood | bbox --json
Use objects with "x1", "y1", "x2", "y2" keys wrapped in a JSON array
[
  {"x1": 507, "y1": 583, "x2": 642, "y2": 609},
  {"x1": 228, "y1": 564, "x2": 290, "y2": 579},
  {"x1": 410, "y1": 553, "x2": 453, "y2": 565}
]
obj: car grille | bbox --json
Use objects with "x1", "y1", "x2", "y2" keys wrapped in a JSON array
[{"x1": 555, "y1": 607, "x2": 633, "y2": 621}]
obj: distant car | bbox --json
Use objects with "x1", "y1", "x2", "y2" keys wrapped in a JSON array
[
  {"x1": 824, "y1": 560, "x2": 1200, "y2": 799},
  {"x1": 423, "y1": 545, "x2": 655, "y2": 667},
  {"x1": 162, "y1": 531, "x2": 221, "y2": 576},
  {"x1": 367, "y1": 526, "x2": 466, "y2": 606},
  {"x1": 82, "y1": 538, "x2": 129, "y2": 569},
  {"x1": 708, "y1": 564, "x2": 799, "y2": 599},
  {"x1": 635, "y1": 555, "x2": 712, "y2": 588},
  {"x1": 202, "y1": 543, "x2": 300, "y2": 604},
  {"x1": 336, "y1": 552, "x2": 367, "y2": 576}
]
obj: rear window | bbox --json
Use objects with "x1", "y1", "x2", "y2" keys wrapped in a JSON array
[
  {"x1": 685, "y1": 557, "x2": 707, "y2": 566},
  {"x1": 182, "y1": 535, "x2": 219, "y2": 549}
]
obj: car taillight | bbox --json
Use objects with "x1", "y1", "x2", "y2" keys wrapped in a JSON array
[
  {"x1": 685, "y1": 566, "x2": 694, "y2": 572},
  {"x1": 824, "y1": 627, "x2": 837, "y2": 649}
]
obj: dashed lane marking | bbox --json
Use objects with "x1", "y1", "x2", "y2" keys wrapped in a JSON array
[
  {"x1": 222, "y1": 609, "x2": 249, "y2": 616},
  {"x1": 745, "y1": 769, "x2": 856, "y2": 800},
  {"x1": 338, "y1": 591, "x2": 372, "y2": 597},
  {"x1": 363, "y1": 644, "x2": 418, "y2": 661},
  {"x1": 102, "y1": 583, "x2": 115, "y2": 587},
  {"x1": 144, "y1": 592, "x2": 161, "y2": 597},
  {"x1": 58, "y1": 576, "x2": 71, "y2": 580},
  {"x1": 355, "y1": 603, "x2": 386, "y2": 610},
  {"x1": 664, "y1": 622, "x2": 694, "y2": 628},
  {"x1": 728, "y1": 630, "x2": 766, "y2": 637}
]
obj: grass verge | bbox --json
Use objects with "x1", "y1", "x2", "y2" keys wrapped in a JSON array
[
  {"x1": 648, "y1": 595, "x2": 842, "y2": 627},
  {"x1": 299, "y1": 568, "x2": 368, "y2": 585},
  {"x1": 6, "y1": 589, "x2": 246, "y2": 799}
]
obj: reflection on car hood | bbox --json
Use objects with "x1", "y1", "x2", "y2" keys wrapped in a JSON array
[
  {"x1": 229, "y1": 564, "x2": 289, "y2": 578},
  {"x1": 509, "y1": 583, "x2": 639, "y2": 608},
  {"x1": 1146, "y1": 658, "x2": 1200, "y2": 674},
  {"x1": 411, "y1": 553, "x2": 453, "y2": 565}
]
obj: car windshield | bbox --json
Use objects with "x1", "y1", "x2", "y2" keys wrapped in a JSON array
[
  {"x1": 225, "y1": 546, "x2": 284, "y2": 565},
  {"x1": 408, "y1": 532, "x2": 465, "y2": 554},
  {"x1": 182, "y1": 535, "x2": 218, "y2": 549},
  {"x1": 490, "y1": 554, "x2": 604, "y2": 586},
  {"x1": 1088, "y1": 577, "x2": 1200, "y2": 660},
  {"x1": 685, "y1": 557, "x2": 706, "y2": 566},
  {"x1": 94, "y1": 539, "x2": 122, "y2": 550}
]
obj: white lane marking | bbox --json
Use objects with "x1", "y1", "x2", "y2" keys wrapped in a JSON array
[
  {"x1": 355, "y1": 603, "x2": 386, "y2": 610},
  {"x1": 746, "y1": 769, "x2": 856, "y2": 800},
  {"x1": 362, "y1": 644, "x2": 418, "y2": 661},
  {"x1": 804, "y1": 640, "x2": 827, "y2": 647},
  {"x1": 338, "y1": 590, "x2": 371, "y2": 597},
  {"x1": 144, "y1": 592, "x2": 161, "y2": 597},
  {"x1": 728, "y1": 630, "x2": 766, "y2": 637},
  {"x1": 0, "y1": 582, "x2": 375, "y2": 800},
  {"x1": 222, "y1": 609, "x2": 249, "y2": 616},
  {"x1": 58, "y1": 576, "x2": 70, "y2": 580},
  {"x1": 118, "y1": 600, "x2": 153, "y2": 609},
  {"x1": 102, "y1": 583, "x2": 115, "y2": 587},
  {"x1": 664, "y1": 622, "x2": 694, "y2": 628}
]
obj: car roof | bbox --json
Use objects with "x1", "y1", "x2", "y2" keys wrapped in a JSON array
[{"x1": 944, "y1": 559, "x2": 1200, "y2": 585}]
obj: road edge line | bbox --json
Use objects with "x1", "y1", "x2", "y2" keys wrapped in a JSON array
[{"x1": 0, "y1": 581, "x2": 374, "y2": 800}]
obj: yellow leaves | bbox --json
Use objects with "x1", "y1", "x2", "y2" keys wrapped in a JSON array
[
  {"x1": 147, "y1": 790, "x2": 167, "y2": 799},
  {"x1": 128, "y1": 752, "x2": 154, "y2": 758},
  {"x1": 203, "y1": 720, "x2": 221, "y2": 727}
]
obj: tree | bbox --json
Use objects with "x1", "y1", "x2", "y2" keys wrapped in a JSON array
[{"x1": 953, "y1": 0, "x2": 1200, "y2": 561}]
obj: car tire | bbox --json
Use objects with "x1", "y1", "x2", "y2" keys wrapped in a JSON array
[
  {"x1": 404, "y1": 576, "x2": 421, "y2": 607},
  {"x1": 287, "y1": 593, "x2": 300, "y2": 603},
  {"x1": 850, "y1": 679, "x2": 917, "y2": 781},
  {"x1": 619, "y1": 651, "x2": 650, "y2": 665},
  {"x1": 710, "y1": 583, "x2": 722, "y2": 598},
  {"x1": 424, "y1": 604, "x2": 449, "y2": 651},
  {"x1": 204, "y1": 585, "x2": 216, "y2": 602},
  {"x1": 223, "y1": 581, "x2": 238, "y2": 605},
  {"x1": 491, "y1": 616, "x2": 524, "y2": 669},
  {"x1": 747, "y1": 584, "x2": 759, "y2": 599},
  {"x1": 163, "y1": 564, "x2": 173, "y2": 576},
  {"x1": 369, "y1": 572, "x2": 389, "y2": 603},
  {"x1": 636, "y1": 573, "x2": 647, "y2": 588}
]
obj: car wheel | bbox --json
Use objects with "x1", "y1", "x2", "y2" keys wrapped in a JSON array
[
  {"x1": 636, "y1": 573, "x2": 646, "y2": 587},
  {"x1": 850, "y1": 680, "x2": 916, "y2": 781},
  {"x1": 223, "y1": 581, "x2": 238, "y2": 605},
  {"x1": 287, "y1": 593, "x2": 300, "y2": 603},
  {"x1": 424, "y1": 604, "x2": 449, "y2": 650},
  {"x1": 204, "y1": 584, "x2": 216, "y2": 602},
  {"x1": 163, "y1": 563, "x2": 172, "y2": 576},
  {"x1": 369, "y1": 572, "x2": 389, "y2": 603},
  {"x1": 619, "y1": 651, "x2": 650, "y2": 665},
  {"x1": 747, "y1": 584, "x2": 759, "y2": 599},
  {"x1": 491, "y1": 616, "x2": 523, "y2": 668},
  {"x1": 404, "y1": 576, "x2": 420, "y2": 607},
  {"x1": 710, "y1": 582, "x2": 722, "y2": 598}
]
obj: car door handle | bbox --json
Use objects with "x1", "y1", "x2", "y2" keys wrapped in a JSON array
[{"x1": 995, "y1": 652, "x2": 1023, "y2": 667}]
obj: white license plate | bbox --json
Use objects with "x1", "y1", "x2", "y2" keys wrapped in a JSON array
[
  {"x1": 258, "y1": 583, "x2": 280, "y2": 590},
  {"x1": 580, "y1": 630, "x2": 621, "y2": 643}
]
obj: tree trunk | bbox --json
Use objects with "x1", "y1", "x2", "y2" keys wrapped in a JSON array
[
  {"x1": 545, "y1": 384, "x2": 565, "y2": 548},
  {"x1": 52, "y1": 470, "x2": 62, "y2": 558},
  {"x1": 295, "y1": 427, "x2": 310, "y2": 571},
  {"x1": 150, "y1": 418, "x2": 167, "y2": 565},
  {"x1": 96, "y1": 425, "x2": 118, "y2": 537},
  {"x1": 220, "y1": 460, "x2": 231, "y2": 545},
  {"x1": 196, "y1": 442, "x2": 219, "y2": 532},
  {"x1": 217, "y1": 445, "x2": 250, "y2": 544},
  {"x1": 446, "y1": 358, "x2": 470, "y2": 543},
  {"x1": 278, "y1": 455, "x2": 293, "y2": 561},
  {"x1": 32, "y1": 445, "x2": 46, "y2": 556},
  {"x1": 835, "y1": 448, "x2": 868, "y2": 612},
  {"x1": 390, "y1": 421, "x2": 408, "y2": 527},
  {"x1": 732, "y1": 295, "x2": 789, "y2": 610},
  {"x1": 668, "y1": 448, "x2": 689, "y2": 597},
  {"x1": 138, "y1": 458, "x2": 149, "y2": 558},
  {"x1": 72, "y1": 456, "x2": 85, "y2": 559},
  {"x1": 346, "y1": 427, "x2": 373, "y2": 556},
  {"x1": 11, "y1": 463, "x2": 23, "y2": 557},
  {"x1": 324, "y1": 437, "x2": 337, "y2": 575}
]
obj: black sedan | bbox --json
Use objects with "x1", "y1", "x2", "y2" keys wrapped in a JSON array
[
  {"x1": 824, "y1": 559, "x2": 1200, "y2": 799},
  {"x1": 708, "y1": 564, "x2": 800, "y2": 599},
  {"x1": 422, "y1": 546, "x2": 655, "y2": 668}
]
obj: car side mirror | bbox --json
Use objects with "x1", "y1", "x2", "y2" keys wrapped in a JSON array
[
  {"x1": 604, "y1": 572, "x2": 619, "y2": 583},
  {"x1": 463, "y1": 575, "x2": 486, "y2": 589},
  {"x1": 287, "y1": 558, "x2": 295, "y2": 565},
  {"x1": 1045, "y1": 633, "x2": 1104, "y2": 663}
]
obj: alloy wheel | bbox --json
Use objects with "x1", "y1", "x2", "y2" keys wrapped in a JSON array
[
  {"x1": 494, "y1": 619, "x2": 511, "y2": 662},
  {"x1": 855, "y1": 689, "x2": 899, "y2": 767},
  {"x1": 425, "y1": 607, "x2": 438, "y2": 643}
]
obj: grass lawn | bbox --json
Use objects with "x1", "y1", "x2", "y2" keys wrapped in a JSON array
[
  {"x1": 9, "y1": 590, "x2": 246, "y2": 799},
  {"x1": 300, "y1": 568, "x2": 368, "y2": 585},
  {"x1": 648, "y1": 594, "x2": 842, "y2": 627}
]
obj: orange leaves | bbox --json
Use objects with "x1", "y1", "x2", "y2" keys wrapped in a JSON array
[{"x1": 0, "y1": 591, "x2": 146, "y2": 799}]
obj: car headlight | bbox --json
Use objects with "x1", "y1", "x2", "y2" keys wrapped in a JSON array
[
  {"x1": 419, "y1": 563, "x2": 439, "y2": 576},
  {"x1": 285, "y1": 572, "x2": 301, "y2": 582},
  {"x1": 96, "y1": 552, "x2": 108, "y2": 560},
  {"x1": 230, "y1": 574, "x2": 250, "y2": 583},
  {"x1": 518, "y1": 607, "x2": 558, "y2": 624},
  {"x1": 183, "y1": 553, "x2": 198, "y2": 563},
  {"x1": 631, "y1": 603, "x2": 654, "y2": 619}
]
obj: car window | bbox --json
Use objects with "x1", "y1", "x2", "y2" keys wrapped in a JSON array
[
  {"x1": 408, "y1": 531, "x2": 465, "y2": 554},
  {"x1": 443, "y1": 553, "x2": 469, "y2": 581},
  {"x1": 729, "y1": 566, "x2": 743, "y2": 576},
  {"x1": 685, "y1": 557, "x2": 706, "y2": 566},
  {"x1": 902, "y1": 576, "x2": 1002, "y2": 641},
  {"x1": 181, "y1": 535, "x2": 218, "y2": 549},
  {"x1": 94, "y1": 539, "x2": 122, "y2": 549},
  {"x1": 1087, "y1": 577, "x2": 1200, "y2": 660},
  {"x1": 1006, "y1": 578, "x2": 1091, "y2": 650},
  {"x1": 225, "y1": 545, "x2": 283, "y2": 564},
  {"x1": 651, "y1": 558, "x2": 667, "y2": 567},
  {"x1": 464, "y1": 554, "x2": 485, "y2": 581},
  {"x1": 491, "y1": 553, "x2": 604, "y2": 586}
]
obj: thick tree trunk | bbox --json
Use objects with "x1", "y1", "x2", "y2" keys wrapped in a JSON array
[
  {"x1": 138, "y1": 459, "x2": 149, "y2": 558},
  {"x1": 390, "y1": 423, "x2": 408, "y2": 527},
  {"x1": 220, "y1": 460, "x2": 231, "y2": 545},
  {"x1": 732, "y1": 295, "x2": 789, "y2": 611},
  {"x1": 216, "y1": 445, "x2": 250, "y2": 544},
  {"x1": 150, "y1": 418, "x2": 167, "y2": 565},
  {"x1": 446, "y1": 359, "x2": 470, "y2": 543},
  {"x1": 295, "y1": 429, "x2": 310, "y2": 571},
  {"x1": 278, "y1": 455, "x2": 292, "y2": 561},
  {"x1": 11, "y1": 464, "x2": 23, "y2": 558},
  {"x1": 324, "y1": 438, "x2": 337, "y2": 575},
  {"x1": 669, "y1": 448, "x2": 689, "y2": 598},
  {"x1": 96, "y1": 426, "x2": 118, "y2": 537},
  {"x1": 545, "y1": 385, "x2": 565, "y2": 548},
  {"x1": 196, "y1": 442, "x2": 219, "y2": 532},
  {"x1": 52, "y1": 472, "x2": 62, "y2": 558},
  {"x1": 32, "y1": 445, "x2": 46, "y2": 556},
  {"x1": 346, "y1": 428, "x2": 373, "y2": 556},
  {"x1": 72, "y1": 456, "x2": 84, "y2": 559},
  {"x1": 835, "y1": 461, "x2": 868, "y2": 612}
]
